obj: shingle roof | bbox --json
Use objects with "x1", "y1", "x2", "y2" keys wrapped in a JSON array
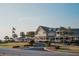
[
  {"x1": 56, "y1": 27, "x2": 68, "y2": 32},
  {"x1": 36, "y1": 26, "x2": 79, "y2": 36},
  {"x1": 40, "y1": 26, "x2": 55, "y2": 33}
]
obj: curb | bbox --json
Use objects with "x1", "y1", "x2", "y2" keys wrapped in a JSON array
[{"x1": 44, "y1": 47, "x2": 56, "y2": 52}]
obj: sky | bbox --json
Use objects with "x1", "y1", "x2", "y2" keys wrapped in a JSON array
[{"x1": 0, "y1": 3, "x2": 79, "y2": 40}]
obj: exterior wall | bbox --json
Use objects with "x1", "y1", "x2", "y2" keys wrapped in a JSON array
[
  {"x1": 35, "y1": 27, "x2": 47, "y2": 37},
  {"x1": 56, "y1": 32, "x2": 60, "y2": 37},
  {"x1": 35, "y1": 26, "x2": 79, "y2": 42},
  {"x1": 48, "y1": 32, "x2": 55, "y2": 37},
  {"x1": 56, "y1": 30, "x2": 69, "y2": 37},
  {"x1": 35, "y1": 27, "x2": 56, "y2": 41},
  {"x1": 56, "y1": 31, "x2": 61, "y2": 37}
]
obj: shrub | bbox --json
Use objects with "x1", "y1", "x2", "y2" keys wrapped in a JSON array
[
  {"x1": 24, "y1": 44, "x2": 31, "y2": 47},
  {"x1": 51, "y1": 45, "x2": 60, "y2": 49},
  {"x1": 71, "y1": 40, "x2": 79, "y2": 46},
  {"x1": 24, "y1": 45, "x2": 27, "y2": 47},
  {"x1": 29, "y1": 40, "x2": 35, "y2": 46},
  {"x1": 45, "y1": 41, "x2": 51, "y2": 47},
  {"x1": 24, "y1": 45, "x2": 30, "y2": 47},
  {"x1": 55, "y1": 45, "x2": 60, "y2": 49},
  {"x1": 0, "y1": 40, "x2": 2, "y2": 43},
  {"x1": 13, "y1": 46, "x2": 20, "y2": 48}
]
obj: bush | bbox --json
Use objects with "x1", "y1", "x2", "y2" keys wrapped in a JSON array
[
  {"x1": 24, "y1": 45, "x2": 30, "y2": 47},
  {"x1": 45, "y1": 41, "x2": 51, "y2": 47},
  {"x1": 3, "y1": 40, "x2": 8, "y2": 43},
  {"x1": 0, "y1": 40, "x2": 2, "y2": 43},
  {"x1": 24, "y1": 45, "x2": 27, "y2": 47},
  {"x1": 55, "y1": 45, "x2": 60, "y2": 49},
  {"x1": 13, "y1": 46, "x2": 20, "y2": 48},
  {"x1": 51, "y1": 45, "x2": 60, "y2": 49},
  {"x1": 24, "y1": 44, "x2": 31, "y2": 47},
  {"x1": 29, "y1": 40, "x2": 35, "y2": 46},
  {"x1": 71, "y1": 40, "x2": 79, "y2": 46}
]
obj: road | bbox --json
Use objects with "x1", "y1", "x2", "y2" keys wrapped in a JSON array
[
  {"x1": 0, "y1": 47, "x2": 79, "y2": 56},
  {"x1": 0, "y1": 42, "x2": 79, "y2": 56}
]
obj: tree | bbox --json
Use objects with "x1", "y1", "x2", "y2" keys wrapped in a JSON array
[
  {"x1": 12, "y1": 27, "x2": 16, "y2": 31},
  {"x1": 4, "y1": 36, "x2": 9, "y2": 42},
  {"x1": 20, "y1": 32, "x2": 26, "y2": 38},
  {"x1": 0, "y1": 40, "x2": 2, "y2": 43},
  {"x1": 9, "y1": 37, "x2": 15, "y2": 42},
  {"x1": 4, "y1": 36, "x2": 9, "y2": 41},
  {"x1": 26, "y1": 31, "x2": 35, "y2": 37},
  {"x1": 12, "y1": 27, "x2": 16, "y2": 35},
  {"x1": 29, "y1": 40, "x2": 35, "y2": 46},
  {"x1": 12, "y1": 33, "x2": 18, "y2": 38}
]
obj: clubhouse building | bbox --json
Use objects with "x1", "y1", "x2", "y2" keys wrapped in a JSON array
[{"x1": 34, "y1": 26, "x2": 79, "y2": 42}]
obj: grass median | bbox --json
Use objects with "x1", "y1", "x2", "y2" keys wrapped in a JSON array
[
  {"x1": 57, "y1": 45, "x2": 79, "y2": 53},
  {"x1": 50, "y1": 43, "x2": 79, "y2": 53},
  {"x1": 0, "y1": 42, "x2": 30, "y2": 48}
]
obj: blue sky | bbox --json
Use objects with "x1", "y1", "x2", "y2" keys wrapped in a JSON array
[{"x1": 0, "y1": 3, "x2": 79, "y2": 39}]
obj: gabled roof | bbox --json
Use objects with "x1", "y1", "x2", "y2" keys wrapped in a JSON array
[
  {"x1": 56, "y1": 27, "x2": 68, "y2": 32},
  {"x1": 36, "y1": 26, "x2": 55, "y2": 33},
  {"x1": 59, "y1": 27, "x2": 67, "y2": 30}
]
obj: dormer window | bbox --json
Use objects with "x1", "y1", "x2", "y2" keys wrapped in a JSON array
[{"x1": 49, "y1": 28, "x2": 52, "y2": 31}]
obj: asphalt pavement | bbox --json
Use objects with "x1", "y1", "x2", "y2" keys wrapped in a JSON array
[
  {"x1": 0, "y1": 47, "x2": 79, "y2": 56},
  {"x1": 0, "y1": 42, "x2": 79, "y2": 56}
]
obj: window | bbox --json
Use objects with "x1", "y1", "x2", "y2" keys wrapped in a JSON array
[
  {"x1": 49, "y1": 28, "x2": 52, "y2": 31},
  {"x1": 57, "y1": 32, "x2": 59, "y2": 34},
  {"x1": 64, "y1": 32, "x2": 68, "y2": 35}
]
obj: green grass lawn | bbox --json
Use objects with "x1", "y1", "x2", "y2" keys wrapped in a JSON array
[
  {"x1": 51, "y1": 43, "x2": 79, "y2": 53},
  {"x1": 58, "y1": 45, "x2": 79, "y2": 53},
  {"x1": 0, "y1": 42, "x2": 30, "y2": 48}
]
